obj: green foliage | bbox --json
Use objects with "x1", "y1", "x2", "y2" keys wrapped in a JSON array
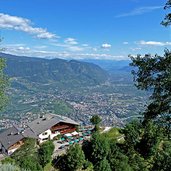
[
  {"x1": 103, "y1": 127, "x2": 122, "y2": 141},
  {"x1": 122, "y1": 120, "x2": 142, "y2": 149},
  {"x1": 90, "y1": 115, "x2": 102, "y2": 126},
  {"x1": 126, "y1": 150, "x2": 149, "y2": 171},
  {"x1": 55, "y1": 134, "x2": 62, "y2": 140},
  {"x1": 152, "y1": 141, "x2": 171, "y2": 171},
  {"x1": 161, "y1": 0, "x2": 171, "y2": 26},
  {"x1": 108, "y1": 141, "x2": 132, "y2": 171},
  {"x1": 83, "y1": 160, "x2": 94, "y2": 171},
  {"x1": 82, "y1": 140, "x2": 93, "y2": 161},
  {"x1": 95, "y1": 157, "x2": 111, "y2": 171},
  {"x1": 38, "y1": 141, "x2": 55, "y2": 168},
  {"x1": 2, "y1": 53, "x2": 108, "y2": 86},
  {"x1": 56, "y1": 144, "x2": 85, "y2": 171},
  {"x1": 11, "y1": 138, "x2": 37, "y2": 162},
  {"x1": 11, "y1": 138, "x2": 41, "y2": 170},
  {"x1": 130, "y1": 50, "x2": 171, "y2": 129},
  {"x1": 0, "y1": 57, "x2": 8, "y2": 111},
  {"x1": 1, "y1": 157, "x2": 16, "y2": 165},
  {"x1": 0, "y1": 163, "x2": 20, "y2": 171},
  {"x1": 90, "y1": 115, "x2": 102, "y2": 132},
  {"x1": 91, "y1": 132, "x2": 110, "y2": 163},
  {"x1": 19, "y1": 156, "x2": 42, "y2": 171},
  {"x1": 138, "y1": 121, "x2": 163, "y2": 158},
  {"x1": 54, "y1": 100, "x2": 73, "y2": 115},
  {"x1": 65, "y1": 144, "x2": 85, "y2": 171}
]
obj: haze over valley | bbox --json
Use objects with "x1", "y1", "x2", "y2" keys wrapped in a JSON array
[{"x1": 0, "y1": 53, "x2": 147, "y2": 130}]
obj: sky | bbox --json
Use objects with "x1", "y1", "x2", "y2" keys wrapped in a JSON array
[{"x1": 0, "y1": 0, "x2": 170, "y2": 60}]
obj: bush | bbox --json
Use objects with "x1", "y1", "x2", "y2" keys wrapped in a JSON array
[{"x1": 38, "y1": 141, "x2": 55, "y2": 168}]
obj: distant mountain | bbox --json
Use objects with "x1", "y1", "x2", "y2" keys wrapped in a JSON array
[
  {"x1": 81, "y1": 59, "x2": 131, "y2": 73},
  {"x1": 0, "y1": 53, "x2": 109, "y2": 87}
]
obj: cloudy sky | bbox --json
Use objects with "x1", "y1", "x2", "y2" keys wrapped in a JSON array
[{"x1": 0, "y1": 0, "x2": 170, "y2": 60}]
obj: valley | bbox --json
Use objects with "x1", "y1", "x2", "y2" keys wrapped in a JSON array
[{"x1": 0, "y1": 55, "x2": 148, "y2": 130}]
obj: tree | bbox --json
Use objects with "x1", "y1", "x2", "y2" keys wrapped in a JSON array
[
  {"x1": 90, "y1": 115, "x2": 102, "y2": 125},
  {"x1": 90, "y1": 115, "x2": 102, "y2": 131},
  {"x1": 161, "y1": 0, "x2": 171, "y2": 26},
  {"x1": 108, "y1": 141, "x2": 133, "y2": 171},
  {"x1": 1, "y1": 157, "x2": 16, "y2": 165},
  {"x1": 122, "y1": 120, "x2": 142, "y2": 150},
  {"x1": 128, "y1": 153, "x2": 148, "y2": 171},
  {"x1": 95, "y1": 157, "x2": 111, "y2": 171},
  {"x1": 12, "y1": 138, "x2": 36, "y2": 161},
  {"x1": 83, "y1": 160, "x2": 94, "y2": 171},
  {"x1": 38, "y1": 141, "x2": 55, "y2": 168},
  {"x1": 11, "y1": 138, "x2": 42, "y2": 170},
  {"x1": 130, "y1": 50, "x2": 171, "y2": 124},
  {"x1": 64, "y1": 144, "x2": 85, "y2": 171},
  {"x1": 0, "y1": 39, "x2": 8, "y2": 111},
  {"x1": 20, "y1": 156, "x2": 42, "y2": 171},
  {"x1": 12, "y1": 138, "x2": 37, "y2": 162},
  {"x1": 0, "y1": 163, "x2": 21, "y2": 171},
  {"x1": 82, "y1": 140, "x2": 93, "y2": 161},
  {"x1": 152, "y1": 141, "x2": 171, "y2": 171},
  {"x1": 130, "y1": 0, "x2": 171, "y2": 126},
  {"x1": 90, "y1": 132, "x2": 110, "y2": 164},
  {"x1": 138, "y1": 121, "x2": 163, "y2": 158}
]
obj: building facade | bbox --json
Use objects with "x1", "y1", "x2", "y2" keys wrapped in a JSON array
[{"x1": 0, "y1": 114, "x2": 79, "y2": 155}]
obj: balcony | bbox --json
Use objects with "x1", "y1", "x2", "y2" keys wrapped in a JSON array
[{"x1": 60, "y1": 128, "x2": 76, "y2": 134}]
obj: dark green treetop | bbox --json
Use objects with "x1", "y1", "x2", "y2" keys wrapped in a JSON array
[
  {"x1": 38, "y1": 141, "x2": 55, "y2": 168},
  {"x1": 0, "y1": 39, "x2": 8, "y2": 111},
  {"x1": 90, "y1": 115, "x2": 102, "y2": 126},
  {"x1": 161, "y1": 0, "x2": 171, "y2": 26},
  {"x1": 130, "y1": 50, "x2": 171, "y2": 121}
]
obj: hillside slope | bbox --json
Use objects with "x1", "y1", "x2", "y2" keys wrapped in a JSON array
[{"x1": 0, "y1": 53, "x2": 109, "y2": 87}]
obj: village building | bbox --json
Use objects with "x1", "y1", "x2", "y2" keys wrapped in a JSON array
[
  {"x1": 26, "y1": 114, "x2": 79, "y2": 143},
  {"x1": 0, "y1": 127, "x2": 25, "y2": 155},
  {"x1": 0, "y1": 114, "x2": 79, "y2": 155}
]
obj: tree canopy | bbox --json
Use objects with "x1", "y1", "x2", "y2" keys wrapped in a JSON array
[
  {"x1": 161, "y1": 0, "x2": 171, "y2": 26},
  {"x1": 56, "y1": 144, "x2": 85, "y2": 171},
  {"x1": 38, "y1": 140, "x2": 55, "y2": 168},
  {"x1": 0, "y1": 40, "x2": 8, "y2": 111},
  {"x1": 130, "y1": 50, "x2": 171, "y2": 123},
  {"x1": 90, "y1": 115, "x2": 102, "y2": 125}
]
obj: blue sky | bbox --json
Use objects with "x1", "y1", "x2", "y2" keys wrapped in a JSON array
[{"x1": 0, "y1": 0, "x2": 170, "y2": 60}]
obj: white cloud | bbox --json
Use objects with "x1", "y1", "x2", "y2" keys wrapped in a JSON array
[
  {"x1": 101, "y1": 43, "x2": 112, "y2": 49},
  {"x1": 137, "y1": 40, "x2": 171, "y2": 46},
  {"x1": 82, "y1": 44, "x2": 89, "y2": 47},
  {"x1": 52, "y1": 38, "x2": 87, "y2": 52},
  {"x1": 17, "y1": 46, "x2": 30, "y2": 50},
  {"x1": 67, "y1": 46, "x2": 84, "y2": 52},
  {"x1": 3, "y1": 43, "x2": 26, "y2": 47},
  {"x1": 116, "y1": 6, "x2": 162, "y2": 18},
  {"x1": 51, "y1": 42, "x2": 84, "y2": 52},
  {"x1": 92, "y1": 48, "x2": 98, "y2": 52},
  {"x1": 4, "y1": 45, "x2": 127, "y2": 60},
  {"x1": 0, "y1": 13, "x2": 57, "y2": 39},
  {"x1": 64, "y1": 38, "x2": 78, "y2": 45},
  {"x1": 123, "y1": 42, "x2": 129, "y2": 45},
  {"x1": 34, "y1": 45, "x2": 47, "y2": 49},
  {"x1": 130, "y1": 47, "x2": 142, "y2": 51},
  {"x1": 51, "y1": 43, "x2": 68, "y2": 48}
]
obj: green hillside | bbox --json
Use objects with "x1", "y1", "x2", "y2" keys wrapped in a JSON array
[{"x1": 1, "y1": 53, "x2": 109, "y2": 88}]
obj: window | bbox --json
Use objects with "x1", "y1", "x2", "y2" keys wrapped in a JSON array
[{"x1": 42, "y1": 132, "x2": 48, "y2": 136}]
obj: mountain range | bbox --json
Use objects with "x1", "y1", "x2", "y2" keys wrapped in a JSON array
[
  {"x1": 0, "y1": 53, "x2": 109, "y2": 88},
  {"x1": 81, "y1": 59, "x2": 132, "y2": 73}
]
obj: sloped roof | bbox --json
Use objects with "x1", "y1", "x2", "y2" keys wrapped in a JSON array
[
  {"x1": 0, "y1": 127, "x2": 24, "y2": 150},
  {"x1": 22, "y1": 128, "x2": 38, "y2": 139},
  {"x1": 27, "y1": 114, "x2": 79, "y2": 136}
]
